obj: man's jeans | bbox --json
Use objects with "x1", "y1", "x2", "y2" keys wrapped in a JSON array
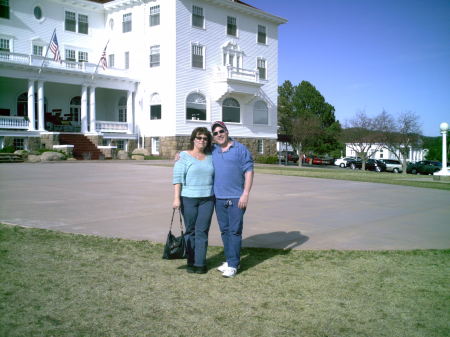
[
  {"x1": 215, "y1": 198, "x2": 245, "y2": 269},
  {"x1": 181, "y1": 196, "x2": 214, "y2": 267}
]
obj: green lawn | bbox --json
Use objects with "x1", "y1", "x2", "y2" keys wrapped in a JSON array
[
  {"x1": 1, "y1": 224, "x2": 448, "y2": 337},
  {"x1": 254, "y1": 165, "x2": 450, "y2": 191}
]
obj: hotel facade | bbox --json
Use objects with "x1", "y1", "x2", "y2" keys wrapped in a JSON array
[{"x1": 0, "y1": 0, "x2": 286, "y2": 159}]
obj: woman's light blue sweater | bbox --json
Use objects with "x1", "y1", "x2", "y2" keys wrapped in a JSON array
[{"x1": 172, "y1": 151, "x2": 214, "y2": 198}]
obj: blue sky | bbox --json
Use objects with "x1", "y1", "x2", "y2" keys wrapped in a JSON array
[{"x1": 245, "y1": 0, "x2": 450, "y2": 136}]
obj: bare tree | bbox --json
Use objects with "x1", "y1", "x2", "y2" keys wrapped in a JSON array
[
  {"x1": 383, "y1": 111, "x2": 422, "y2": 174},
  {"x1": 342, "y1": 111, "x2": 389, "y2": 170}
]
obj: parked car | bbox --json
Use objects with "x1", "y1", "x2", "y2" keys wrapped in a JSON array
[
  {"x1": 334, "y1": 157, "x2": 357, "y2": 168},
  {"x1": 303, "y1": 155, "x2": 334, "y2": 165},
  {"x1": 347, "y1": 158, "x2": 387, "y2": 172},
  {"x1": 406, "y1": 160, "x2": 442, "y2": 175},
  {"x1": 278, "y1": 151, "x2": 299, "y2": 163},
  {"x1": 379, "y1": 159, "x2": 403, "y2": 173}
]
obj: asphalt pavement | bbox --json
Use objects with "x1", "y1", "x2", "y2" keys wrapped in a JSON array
[{"x1": 1, "y1": 161, "x2": 449, "y2": 250}]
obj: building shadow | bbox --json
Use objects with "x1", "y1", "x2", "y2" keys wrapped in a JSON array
[{"x1": 206, "y1": 231, "x2": 309, "y2": 273}]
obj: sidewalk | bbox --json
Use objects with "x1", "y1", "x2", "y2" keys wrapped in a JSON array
[{"x1": 1, "y1": 161, "x2": 449, "y2": 250}]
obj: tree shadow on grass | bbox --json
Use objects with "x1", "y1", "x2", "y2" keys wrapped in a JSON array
[{"x1": 206, "y1": 231, "x2": 309, "y2": 273}]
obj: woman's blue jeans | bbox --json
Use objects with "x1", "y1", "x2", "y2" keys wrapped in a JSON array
[{"x1": 181, "y1": 196, "x2": 214, "y2": 267}]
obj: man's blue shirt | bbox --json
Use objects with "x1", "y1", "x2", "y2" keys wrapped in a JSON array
[{"x1": 212, "y1": 140, "x2": 253, "y2": 199}]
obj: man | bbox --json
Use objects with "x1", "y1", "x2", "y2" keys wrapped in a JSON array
[{"x1": 211, "y1": 121, "x2": 254, "y2": 278}]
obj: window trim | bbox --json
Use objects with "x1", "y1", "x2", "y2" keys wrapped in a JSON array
[
  {"x1": 191, "y1": 43, "x2": 205, "y2": 69},
  {"x1": 186, "y1": 92, "x2": 207, "y2": 121},
  {"x1": 257, "y1": 24, "x2": 267, "y2": 44},
  {"x1": 253, "y1": 100, "x2": 269, "y2": 125},
  {"x1": 64, "y1": 10, "x2": 89, "y2": 35},
  {"x1": 257, "y1": 57, "x2": 267, "y2": 80},
  {"x1": 222, "y1": 97, "x2": 240, "y2": 124},
  {"x1": 149, "y1": 5, "x2": 160, "y2": 27},
  {"x1": 192, "y1": 5, "x2": 204, "y2": 29},
  {"x1": 227, "y1": 16, "x2": 237, "y2": 37},
  {"x1": 150, "y1": 45, "x2": 160, "y2": 68},
  {"x1": 122, "y1": 13, "x2": 132, "y2": 33}
]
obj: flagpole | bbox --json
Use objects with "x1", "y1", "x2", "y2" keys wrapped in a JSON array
[
  {"x1": 38, "y1": 28, "x2": 56, "y2": 74},
  {"x1": 92, "y1": 40, "x2": 109, "y2": 81}
]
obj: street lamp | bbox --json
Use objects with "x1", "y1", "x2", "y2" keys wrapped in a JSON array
[{"x1": 433, "y1": 122, "x2": 449, "y2": 181}]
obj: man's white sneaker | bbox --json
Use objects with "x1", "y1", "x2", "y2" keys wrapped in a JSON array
[
  {"x1": 222, "y1": 267, "x2": 237, "y2": 278},
  {"x1": 217, "y1": 262, "x2": 228, "y2": 273}
]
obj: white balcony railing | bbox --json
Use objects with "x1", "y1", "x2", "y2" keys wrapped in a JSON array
[
  {"x1": 217, "y1": 65, "x2": 261, "y2": 84},
  {"x1": 96, "y1": 121, "x2": 128, "y2": 133},
  {"x1": 0, "y1": 116, "x2": 29, "y2": 129},
  {"x1": 0, "y1": 51, "x2": 128, "y2": 77}
]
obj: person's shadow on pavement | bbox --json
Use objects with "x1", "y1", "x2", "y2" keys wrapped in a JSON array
[{"x1": 206, "y1": 231, "x2": 309, "y2": 273}]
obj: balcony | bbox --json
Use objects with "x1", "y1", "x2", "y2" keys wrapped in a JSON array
[
  {"x1": 0, "y1": 116, "x2": 29, "y2": 130},
  {"x1": 214, "y1": 65, "x2": 265, "y2": 101},
  {"x1": 96, "y1": 121, "x2": 128, "y2": 133},
  {"x1": 0, "y1": 51, "x2": 128, "y2": 77}
]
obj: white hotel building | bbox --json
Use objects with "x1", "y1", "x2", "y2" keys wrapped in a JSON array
[{"x1": 0, "y1": 0, "x2": 287, "y2": 159}]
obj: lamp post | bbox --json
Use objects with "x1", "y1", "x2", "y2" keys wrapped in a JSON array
[{"x1": 433, "y1": 122, "x2": 449, "y2": 181}]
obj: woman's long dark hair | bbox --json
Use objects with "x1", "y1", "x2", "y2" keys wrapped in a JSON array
[{"x1": 189, "y1": 127, "x2": 212, "y2": 153}]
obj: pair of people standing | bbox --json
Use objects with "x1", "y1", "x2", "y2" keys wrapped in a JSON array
[{"x1": 172, "y1": 121, "x2": 254, "y2": 277}]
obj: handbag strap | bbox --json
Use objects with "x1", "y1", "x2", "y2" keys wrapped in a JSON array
[{"x1": 170, "y1": 209, "x2": 184, "y2": 232}]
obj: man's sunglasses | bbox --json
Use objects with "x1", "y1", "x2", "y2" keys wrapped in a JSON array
[
  {"x1": 213, "y1": 129, "x2": 226, "y2": 136},
  {"x1": 195, "y1": 136, "x2": 208, "y2": 141}
]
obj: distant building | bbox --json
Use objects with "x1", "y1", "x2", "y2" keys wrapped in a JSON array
[
  {"x1": 0, "y1": 0, "x2": 287, "y2": 158},
  {"x1": 345, "y1": 143, "x2": 427, "y2": 162}
]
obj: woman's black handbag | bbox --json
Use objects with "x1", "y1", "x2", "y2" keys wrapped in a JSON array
[{"x1": 162, "y1": 209, "x2": 187, "y2": 259}]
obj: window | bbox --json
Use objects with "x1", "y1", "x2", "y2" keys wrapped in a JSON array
[
  {"x1": 65, "y1": 49, "x2": 76, "y2": 62},
  {"x1": 108, "y1": 54, "x2": 114, "y2": 67},
  {"x1": 123, "y1": 13, "x2": 132, "y2": 33},
  {"x1": 192, "y1": 6, "x2": 204, "y2": 28},
  {"x1": 150, "y1": 5, "x2": 160, "y2": 26},
  {"x1": 150, "y1": 93, "x2": 161, "y2": 120},
  {"x1": 13, "y1": 138, "x2": 25, "y2": 150},
  {"x1": 69, "y1": 96, "x2": 81, "y2": 123},
  {"x1": 222, "y1": 97, "x2": 240, "y2": 123},
  {"x1": 78, "y1": 14, "x2": 88, "y2": 34},
  {"x1": 109, "y1": 18, "x2": 114, "y2": 31},
  {"x1": 258, "y1": 25, "x2": 266, "y2": 44},
  {"x1": 33, "y1": 45, "x2": 43, "y2": 56},
  {"x1": 227, "y1": 16, "x2": 237, "y2": 36},
  {"x1": 0, "y1": 0, "x2": 9, "y2": 19},
  {"x1": 253, "y1": 101, "x2": 268, "y2": 125},
  {"x1": 124, "y1": 51, "x2": 129, "y2": 69},
  {"x1": 186, "y1": 93, "x2": 206, "y2": 120},
  {"x1": 257, "y1": 139, "x2": 264, "y2": 154},
  {"x1": 34, "y1": 6, "x2": 42, "y2": 20},
  {"x1": 151, "y1": 137, "x2": 160, "y2": 155},
  {"x1": 257, "y1": 58, "x2": 266, "y2": 80},
  {"x1": 78, "y1": 51, "x2": 88, "y2": 63},
  {"x1": 116, "y1": 139, "x2": 126, "y2": 150},
  {"x1": 150, "y1": 45, "x2": 160, "y2": 67},
  {"x1": 191, "y1": 44, "x2": 204, "y2": 69},
  {"x1": 0, "y1": 38, "x2": 10, "y2": 52},
  {"x1": 65, "y1": 11, "x2": 76, "y2": 32},
  {"x1": 118, "y1": 97, "x2": 127, "y2": 122}
]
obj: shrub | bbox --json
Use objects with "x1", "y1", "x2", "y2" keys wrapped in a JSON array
[
  {"x1": 0, "y1": 146, "x2": 15, "y2": 153},
  {"x1": 255, "y1": 155, "x2": 278, "y2": 164}
]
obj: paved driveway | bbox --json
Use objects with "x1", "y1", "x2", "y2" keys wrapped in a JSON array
[{"x1": 1, "y1": 161, "x2": 449, "y2": 250}]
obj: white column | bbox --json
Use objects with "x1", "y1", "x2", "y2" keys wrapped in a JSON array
[
  {"x1": 37, "y1": 81, "x2": 45, "y2": 131},
  {"x1": 441, "y1": 123, "x2": 448, "y2": 171},
  {"x1": 27, "y1": 80, "x2": 35, "y2": 131},
  {"x1": 89, "y1": 86, "x2": 96, "y2": 133},
  {"x1": 81, "y1": 85, "x2": 88, "y2": 133},
  {"x1": 127, "y1": 90, "x2": 133, "y2": 134}
]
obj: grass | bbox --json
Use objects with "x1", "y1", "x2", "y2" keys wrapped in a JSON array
[
  {"x1": 254, "y1": 165, "x2": 450, "y2": 191},
  {"x1": 1, "y1": 224, "x2": 449, "y2": 337}
]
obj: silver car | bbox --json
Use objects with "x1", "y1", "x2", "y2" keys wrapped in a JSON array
[{"x1": 380, "y1": 159, "x2": 403, "y2": 173}]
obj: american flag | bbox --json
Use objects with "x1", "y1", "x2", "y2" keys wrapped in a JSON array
[
  {"x1": 99, "y1": 41, "x2": 109, "y2": 70},
  {"x1": 49, "y1": 31, "x2": 62, "y2": 63}
]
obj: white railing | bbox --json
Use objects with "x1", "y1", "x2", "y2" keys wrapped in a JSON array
[
  {"x1": 0, "y1": 51, "x2": 128, "y2": 77},
  {"x1": 96, "y1": 121, "x2": 128, "y2": 133},
  {"x1": 217, "y1": 65, "x2": 260, "y2": 83},
  {"x1": 0, "y1": 116, "x2": 29, "y2": 129}
]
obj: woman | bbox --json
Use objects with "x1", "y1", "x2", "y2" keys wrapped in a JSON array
[{"x1": 172, "y1": 127, "x2": 214, "y2": 274}]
